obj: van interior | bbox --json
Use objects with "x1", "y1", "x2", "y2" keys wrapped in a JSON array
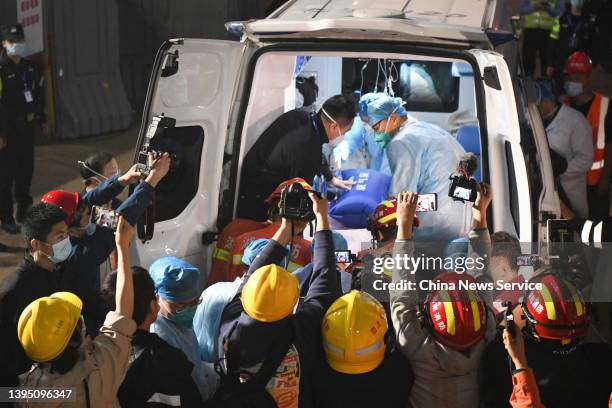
[{"x1": 227, "y1": 51, "x2": 481, "y2": 252}]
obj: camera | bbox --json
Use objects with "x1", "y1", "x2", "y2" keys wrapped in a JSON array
[
  {"x1": 334, "y1": 250, "x2": 359, "y2": 263},
  {"x1": 91, "y1": 206, "x2": 120, "y2": 230},
  {"x1": 136, "y1": 114, "x2": 179, "y2": 177},
  {"x1": 448, "y1": 153, "x2": 479, "y2": 203},
  {"x1": 279, "y1": 182, "x2": 315, "y2": 221}
]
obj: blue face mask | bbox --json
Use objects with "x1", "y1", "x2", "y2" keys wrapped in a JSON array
[
  {"x1": 44, "y1": 237, "x2": 73, "y2": 263},
  {"x1": 6, "y1": 42, "x2": 26, "y2": 57},
  {"x1": 564, "y1": 81, "x2": 584, "y2": 97},
  {"x1": 168, "y1": 305, "x2": 197, "y2": 328}
]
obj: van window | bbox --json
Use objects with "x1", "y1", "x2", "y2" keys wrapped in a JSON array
[
  {"x1": 505, "y1": 141, "x2": 521, "y2": 234},
  {"x1": 153, "y1": 126, "x2": 204, "y2": 222}
]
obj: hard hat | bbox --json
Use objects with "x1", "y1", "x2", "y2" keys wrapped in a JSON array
[
  {"x1": 564, "y1": 52, "x2": 593, "y2": 74},
  {"x1": 149, "y1": 256, "x2": 201, "y2": 302},
  {"x1": 522, "y1": 274, "x2": 588, "y2": 343},
  {"x1": 241, "y1": 264, "x2": 299, "y2": 322},
  {"x1": 367, "y1": 197, "x2": 419, "y2": 233},
  {"x1": 265, "y1": 177, "x2": 312, "y2": 204},
  {"x1": 426, "y1": 272, "x2": 486, "y2": 351},
  {"x1": 322, "y1": 290, "x2": 388, "y2": 374},
  {"x1": 17, "y1": 292, "x2": 83, "y2": 362},
  {"x1": 40, "y1": 190, "x2": 80, "y2": 226}
]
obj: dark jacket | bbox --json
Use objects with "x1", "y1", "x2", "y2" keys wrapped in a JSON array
[
  {"x1": 0, "y1": 179, "x2": 155, "y2": 387},
  {"x1": 118, "y1": 329, "x2": 202, "y2": 407},
  {"x1": 237, "y1": 110, "x2": 328, "y2": 221},
  {"x1": 481, "y1": 334, "x2": 612, "y2": 408},
  {"x1": 313, "y1": 348, "x2": 413, "y2": 408},
  {"x1": 0, "y1": 50, "x2": 44, "y2": 135},
  {"x1": 218, "y1": 229, "x2": 341, "y2": 408}
]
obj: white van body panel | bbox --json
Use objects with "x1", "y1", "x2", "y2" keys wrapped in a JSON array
[
  {"x1": 130, "y1": 40, "x2": 245, "y2": 282},
  {"x1": 469, "y1": 49, "x2": 532, "y2": 241}
]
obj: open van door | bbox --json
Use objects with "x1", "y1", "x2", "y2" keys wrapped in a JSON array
[
  {"x1": 131, "y1": 39, "x2": 245, "y2": 283},
  {"x1": 468, "y1": 49, "x2": 533, "y2": 241}
]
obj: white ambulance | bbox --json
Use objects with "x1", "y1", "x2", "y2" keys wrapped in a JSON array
[{"x1": 130, "y1": 0, "x2": 561, "y2": 282}]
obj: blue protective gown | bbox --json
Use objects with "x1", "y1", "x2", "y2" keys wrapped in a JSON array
[
  {"x1": 151, "y1": 315, "x2": 217, "y2": 400},
  {"x1": 386, "y1": 116, "x2": 471, "y2": 242}
]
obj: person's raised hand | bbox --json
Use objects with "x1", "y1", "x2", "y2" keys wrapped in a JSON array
[
  {"x1": 309, "y1": 192, "x2": 330, "y2": 231},
  {"x1": 115, "y1": 216, "x2": 135, "y2": 250},
  {"x1": 503, "y1": 325, "x2": 528, "y2": 370},
  {"x1": 474, "y1": 182, "x2": 493, "y2": 212},
  {"x1": 118, "y1": 164, "x2": 144, "y2": 186},
  {"x1": 146, "y1": 152, "x2": 172, "y2": 187},
  {"x1": 396, "y1": 192, "x2": 418, "y2": 240}
]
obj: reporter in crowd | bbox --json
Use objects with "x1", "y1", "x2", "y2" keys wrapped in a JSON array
[
  {"x1": 480, "y1": 274, "x2": 612, "y2": 407},
  {"x1": 313, "y1": 290, "x2": 414, "y2": 408},
  {"x1": 16, "y1": 217, "x2": 137, "y2": 406},
  {"x1": 79, "y1": 150, "x2": 124, "y2": 209},
  {"x1": 103, "y1": 266, "x2": 202, "y2": 407},
  {"x1": 213, "y1": 192, "x2": 340, "y2": 407},
  {"x1": 389, "y1": 191, "x2": 496, "y2": 408},
  {"x1": 39, "y1": 153, "x2": 171, "y2": 335},
  {"x1": 0, "y1": 153, "x2": 171, "y2": 387},
  {"x1": 149, "y1": 256, "x2": 217, "y2": 401}
]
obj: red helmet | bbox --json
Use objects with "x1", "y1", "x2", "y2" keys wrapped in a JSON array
[
  {"x1": 522, "y1": 274, "x2": 588, "y2": 343},
  {"x1": 265, "y1": 177, "x2": 312, "y2": 204},
  {"x1": 367, "y1": 197, "x2": 419, "y2": 232},
  {"x1": 426, "y1": 272, "x2": 487, "y2": 351},
  {"x1": 40, "y1": 190, "x2": 80, "y2": 226},
  {"x1": 564, "y1": 52, "x2": 593, "y2": 74}
]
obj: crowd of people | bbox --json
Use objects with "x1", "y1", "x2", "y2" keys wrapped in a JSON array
[{"x1": 0, "y1": 11, "x2": 612, "y2": 408}]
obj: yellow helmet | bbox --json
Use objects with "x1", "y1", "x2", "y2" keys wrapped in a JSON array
[
  {"x1": 322, "y1": 290, "x2": 388, "y2": 374},
  {"x1": 17, "y1": 292, "x2": 83, "y2": 362},
  {"x1": 241, "y1": 264, "x2": 300, "y2": 322}
]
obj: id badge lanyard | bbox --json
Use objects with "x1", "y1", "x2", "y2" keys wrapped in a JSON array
[{"x1": 22, "y1": 71, "x2": 33, "y2": 103}]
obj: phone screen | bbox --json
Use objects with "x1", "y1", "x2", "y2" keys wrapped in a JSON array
[
  {"x1": 416, "y1": 193, "x2": 438, "y2": 212},
  {"x1": 334, "y1": 250, "x2": 351, "y2": 263},
  {"x1": 453, "y1": 186, "x2": 473, "y2": 201},
  {"x1": 90, "y1": 206, "x2": 119, "y2": 230}
]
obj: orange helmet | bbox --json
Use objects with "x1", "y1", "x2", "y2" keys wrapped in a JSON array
[
  {"x1": 522, "y1": 274, "x2": 588, "y2": 343},
  {"x1": 564, "y1": 52, "x2": 593, "y2": 74},
  {"x1": 41, "y1": 190, "x2": 80, "y2": 226},
  {"x1": 265, "y1": 177, "x2": 312, "y2": 204},
  {"x1": 367, "y1": 197, "x2": 419, "y2": 233},
  {"x1": 425, "y1": 272, "x2": 487, "y2": 351}
]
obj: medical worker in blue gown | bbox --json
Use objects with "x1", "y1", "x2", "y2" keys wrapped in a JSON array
[
  {"x1": 150, "y1": 256, "x2": 216, "y2": 400},
  {"x1": 359, "y1": 92, "x2": 472, "y2": 242}
]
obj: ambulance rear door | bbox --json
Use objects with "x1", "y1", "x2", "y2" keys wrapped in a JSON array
[
  {"x1": 130, "y1": 39, "x2": 246, "y2": 283},
  {"x1": 468, "y1": 49, "x2": 533, "y2": 241}
]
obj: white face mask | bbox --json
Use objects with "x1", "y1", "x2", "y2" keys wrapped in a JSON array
[
  {"x1": 564, "y1": 81, "x2": 584, "y2": 97},
  {"x1": 44, "y1": 237, "x2": 73, "y2": 263},
  {"x1": 321, "y1": 108, "x2": 345, "y2": 147}
]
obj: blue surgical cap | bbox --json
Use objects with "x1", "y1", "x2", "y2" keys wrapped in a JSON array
[
  {"x1": 242, "y1": 238, "x2": 270, "y2": 267},
  {"x1": 359, "y1": 92, "x2": 407, "y2": 126},
  {"x1": 535, "y1": 79, "x2": 555, "y2": 103},
  {"x1": 149, "y1": 256, "x2": 201, "y2": 302}
]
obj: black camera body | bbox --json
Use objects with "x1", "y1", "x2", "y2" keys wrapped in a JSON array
[
  {"x1": 279, "y1": 182, "x2": 315, "y2": 221},
  {"x1": 448, "y1": 175, "x2": 478, "y2": 202},
  {"x1": 448, "y1": 153, "x2": 479, "y2": 203},
  {"x1": 137, "y1": 115, "x2": 180, "y2": 177}
]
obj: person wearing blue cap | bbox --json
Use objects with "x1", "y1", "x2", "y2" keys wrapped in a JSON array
[
  {"x1": 536, "y1": 78, "x2": 593, "y2": 218},
  {"x1": 149, "y1": 256, "x2": 216, "y2": 400},
  {"x1": 359, "y1": 92, "x2": 471, "y2": 242}
]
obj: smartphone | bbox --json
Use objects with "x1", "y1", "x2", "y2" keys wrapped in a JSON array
[
  {"x1": 516, "y1": 254, "x2": 540, "y2": 267},
  {"x1": 504, "y1": 301, "x2": 516, "y2": 339},
  {"x1": 90, "y1": 206, "x2": 119, "y2": 230},
  {"x1": 416, "y1": 193, "x2": 438, "y2": 212},
  {"x1": 334, "y1": 250, "x2": 352, "y2": 263}
]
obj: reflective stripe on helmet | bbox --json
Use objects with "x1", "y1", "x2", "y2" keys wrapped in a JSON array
[
  {"x1": 565, "y1": 280, "x2": 584, "y2": 317},
  {"x1": 377, "y1": 213, "x2": 397, "y2": 226},
  {"x1": 540, "y1": 284, "x2": 557, "y2": 321},
  {"x1": 467, "y1": 289, "x2": 481, "y2": 332},
  {"x1": 439, "y1": 290, "x2": 456, "y2": 336}
]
